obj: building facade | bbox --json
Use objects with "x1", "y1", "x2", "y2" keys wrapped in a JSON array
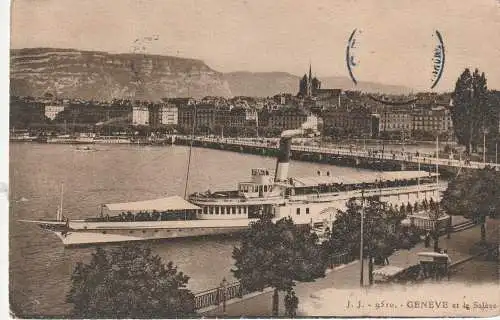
[
  {"x1": 322, "y1": 108, "x2": 375, "y2": 138},
  {"x1": 268, "y1": 108, "x2": 309, "y2": 130},
  {"x1": 412, "y1": 106, "x2": 454, "y2": 136},
  {"x1": 44, "y1": 105, "x2": 66, "y2": 120},
  {"x1": 379, "y1": 107, "x2": 413, "y2": 138},
  {"x1": 160, "y1": 105, "x2": 178, "y2": 125},
  {"x1": 132, "y1": 106, "x2": 149, "y2": 125}
]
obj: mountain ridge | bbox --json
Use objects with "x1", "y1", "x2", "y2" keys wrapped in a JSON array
[{"x1": 10, "y1": 47, "x2": 413, "y2": 100}]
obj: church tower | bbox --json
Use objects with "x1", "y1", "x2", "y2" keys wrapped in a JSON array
[
  {"x1": 298, "y1": 63, "x2": 320, "y2": 97},
  {"x1": 304, "y1": 64, "x2": 310, "y2": 97}
]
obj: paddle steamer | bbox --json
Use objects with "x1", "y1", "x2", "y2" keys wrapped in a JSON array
[{"x1": 21, "y1": 125, "x2": 441, "y2": 246}]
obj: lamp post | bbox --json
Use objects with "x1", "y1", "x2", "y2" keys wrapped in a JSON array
[
  {"x1": 359, "y1": 190, "x2": 365, "y2": 287},
  {"x1": 482, "y1": 128, "x2": 488, "y2": 166},
  {"x1": 436, "y1": 134, "x2": 439, "y2": 186},
  {"x1": 220, "y1": 277, "x2": 228, "y2": 316}
]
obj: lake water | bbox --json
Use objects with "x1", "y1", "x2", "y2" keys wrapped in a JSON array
[{"x1": 9, "y1": 143, "x2": 377, "y2": 316}]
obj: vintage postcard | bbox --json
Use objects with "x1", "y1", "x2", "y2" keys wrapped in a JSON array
[{"x1": 8, "y1": 0, "x2": 499, "y2": 318}]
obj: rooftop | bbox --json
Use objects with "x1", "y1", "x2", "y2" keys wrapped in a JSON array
[{"x1": 292, "y1": 171, "x2": 438, "y2": 187}]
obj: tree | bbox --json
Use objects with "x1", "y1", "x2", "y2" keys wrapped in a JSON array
[
  {"x1": 325, "y1": 197, "x2": 421, "y2": 285},
  {"x1": 232, "y1": 214, "x2": 327, "y2": 316},
  {"x1": 441, "y1": 168, "x2": 500, "y2": 243},
  {"x1": 485, "y1": 90, "x2": 500, "y2": 151},
  {"x1": 451, "y1": 68, "x2": 489, "y2": 154},
  {"x1": 66, "y1": 245, "x2": 195, "y2": 318}
]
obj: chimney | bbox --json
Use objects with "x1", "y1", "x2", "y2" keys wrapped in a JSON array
[{"x1": 274, "y1": 137, "x2": 292, "y2": 182}]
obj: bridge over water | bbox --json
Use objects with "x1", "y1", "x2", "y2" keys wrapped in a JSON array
[{"x1": 174, "y1": 136, "x2": 500, "y2": 178}]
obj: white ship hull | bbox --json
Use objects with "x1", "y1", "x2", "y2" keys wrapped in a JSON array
[
  {"x1": 26, "y1": 182, "x2": 442, "y2": 246},
  {"x1": 37, "y1": 218, "x2": 259, "y2": 246}
]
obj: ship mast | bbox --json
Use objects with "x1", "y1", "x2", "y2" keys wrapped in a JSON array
[
  {"x1": 183, "y1": 81, "x2": 195, "y2": 199},
  {"x1": 58, "y1": 183, "x2": 64, "y2": 221}
]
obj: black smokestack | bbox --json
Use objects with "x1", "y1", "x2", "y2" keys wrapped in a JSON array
[{"x1": 274, "y1": 137, "x2": 292, "y2": 182}]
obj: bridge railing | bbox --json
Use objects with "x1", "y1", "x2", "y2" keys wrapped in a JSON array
[
  {"x1": 175, "y1": 136, "x2": 500, "y2": 169},
  {"x1": 328, "y1": 251, "x2": 355, "y2": 268}
]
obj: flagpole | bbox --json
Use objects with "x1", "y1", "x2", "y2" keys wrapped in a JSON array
[
  {"x1": 436, "y1": 135, "x2": 439, "y2": 186},
  {"x1": 359, "y1": 190, "x2": 365, "y2": 287}
]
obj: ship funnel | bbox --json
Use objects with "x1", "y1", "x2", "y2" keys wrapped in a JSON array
[
  {"x1": 274, "y1": 136, "x2": 292, "y2": 182},
  {"x1": 274, "y1": 118, "x2": 318, "y2": 182}
]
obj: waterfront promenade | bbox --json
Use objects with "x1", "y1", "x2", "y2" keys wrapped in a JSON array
[
  {"x1": 199, "y1": 218, "x2": 498, "y2": 317},
  {"x1": 176, "y1": 136, "x2": 500, "y2": 173}
]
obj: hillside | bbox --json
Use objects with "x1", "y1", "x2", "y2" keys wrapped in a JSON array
[
  {"x1": 320, "y1": 76, "x2": 413, "y2": 95},
  {"x1": 223, "y1": 71, "x2": 300, "y2": 97},
  {"x1": 10, "y1": 48, "x2": 413, "y2": 100},
  {"x1": 10, "y1": 48, "x2": 232, "y2": 100},
  {"x1": 223, "y1": 72, "x2": 413, "y2": 97}
]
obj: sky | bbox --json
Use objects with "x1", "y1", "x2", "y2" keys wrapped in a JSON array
[{"x1": 10, "y1": 0, "x2": 500, "y2": 91}]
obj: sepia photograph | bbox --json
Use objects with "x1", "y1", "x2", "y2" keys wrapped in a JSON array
[{"x1": 7, "y1": 0, "x2": 500, "y2": 318}]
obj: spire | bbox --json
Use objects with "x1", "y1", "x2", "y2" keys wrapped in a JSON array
[{"x1": 309, "y1": 62, "x2": 312, "y2": 81}]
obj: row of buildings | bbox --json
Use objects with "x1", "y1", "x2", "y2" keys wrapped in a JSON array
[
  {"x1": 322, "y1": 105, "x2": 454, "y2": 139},
  {"x1": 10, "y1": 65, "x2": 457, "y2": 139},
  {"x1": 39, "y1": 99, "x2": 454, "y2": 139}
]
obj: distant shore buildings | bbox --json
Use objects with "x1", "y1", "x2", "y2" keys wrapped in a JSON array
[{"x1": 10, "y1": 66, "x2": 461, "y2": 140}]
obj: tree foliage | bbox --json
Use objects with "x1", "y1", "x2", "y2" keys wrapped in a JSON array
[
  {"x1": 232, "y1": 214, "x2": 327, "y2": 315},
  {"x1": 232, "y1": 215, "x2": 327, "y2": 291},
  {"x1": 66, "y1": 245, "x2": 195, "y2": 318},
  {"x1": 441, "y1": 168, "x2": 500, "y2": 242},
  {"x1": 324, "y1": 197, "x2": 422, "y2": 282},
  {"x1": 451, "y1": 68, "x2": 489, "y2": 153}
]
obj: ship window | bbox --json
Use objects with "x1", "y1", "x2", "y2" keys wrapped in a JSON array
[
  {"x1": 296, "y1": 208, "x2": 300, "y2": 215},
  {"x1": 306, "y1": 208, "x2": 310, "y2": 214}
]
